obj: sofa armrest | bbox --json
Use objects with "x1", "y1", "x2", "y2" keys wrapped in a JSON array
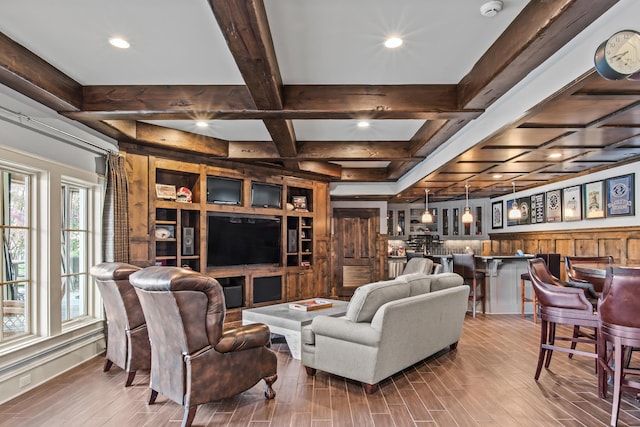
[
  {"x1": 311, "y1": 316, "x2": 380, "y2": 346},
  {"x1": 214, "y1": 323, "x2": 271, "y2": 353}
]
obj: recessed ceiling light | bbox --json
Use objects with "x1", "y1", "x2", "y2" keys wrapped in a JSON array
[
  {"x1": 384, "y1": 37, "x2": 403, "y2": 49},
  {"x1": 548, "y1": 152, "x2": 562, "y2": 159},
  {"x1": 196, "y1": 121, "x2": 209, "y2": 128},
  {"x1": 357, "y1": 121, "x2": 370, "y2": 128},
  {"x1": 492, "y1": 174, "x2": 503, "y2": 179},
  {"x1": 109, "y1": 37, "x2": 130, "y2": 49}
]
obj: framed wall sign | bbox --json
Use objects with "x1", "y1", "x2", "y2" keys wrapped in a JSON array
[
  {"x1": 530, "y1": 193, "x2": 545, "y2": 224},
  {"x1": 155, "y1": 184, "x2": 177, "y2": 200},
  {"x1": 562, "y1": 185, "x2": 582, "y2": 221},
  {"x1": 546, "y1": 189, "x2": 562, "y2": 222},
  {"x1": 583, "y1": 180, "x2": 605, "y2": 219},
  {"x1": 492, "y1": 200, "x2": 503, "y2": 229},
  {"x1": 606, "y1": 173, "x2": 635, "y2": 217},
  {"x1": 517, "y1": 197, "x2": 530, "y2": 225}
]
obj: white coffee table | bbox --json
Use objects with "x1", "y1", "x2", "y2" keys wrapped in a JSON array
[{"x1": 242, "y1": 299, "x2": 348, "y2": 359}]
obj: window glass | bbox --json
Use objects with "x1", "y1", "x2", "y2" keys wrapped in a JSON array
[
  {"x1": 1, "y1": 169, "x2": 30, "y2": 342},
  {"x1": 61, "y1": 184, "x2": 88, "y2": 321}
]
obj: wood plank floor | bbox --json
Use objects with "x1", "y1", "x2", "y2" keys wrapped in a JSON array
[{"x1": 2, "y1": 314, "x2": 640, "y2": 427}]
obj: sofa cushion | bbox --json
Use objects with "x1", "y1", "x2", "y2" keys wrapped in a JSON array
[
  {"x1": 430, "y1": 273, "x2": 464, "y2": 292},
  {"x1": 345, "y1": 279, "x2": 410, "y2": 323},
  {"x1": 398, "y1": 273, "x2": 432, "y2": 296}
]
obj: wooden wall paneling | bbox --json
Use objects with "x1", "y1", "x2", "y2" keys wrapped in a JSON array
[
  {"x1": 124, "y1": 153, "x2": 151, "y2": 266},
  {"x1": 537, "y1": 239, "x2": 555, "y2": 254},
  {"x1": 342, "y1": 265, "x2": 372, "y2": 289},
  {"x1": 313, "y1": 237, "x2": 331, "y2": 297},
  {"x1": 523, "y1": 239, "x2": 539, "y2": 255},
  {"x1": 554, "y1": 239, "x2": 573, "y2": 258},
  {"x1": 627, "y1": 238, "x2": 640, "y2": 265},
  {"x1": 600, "y1": 238, "x2": 624, "y2": 264},
  {"x1": 575, "y1": 238, "x2": 597, "y2": 257}
]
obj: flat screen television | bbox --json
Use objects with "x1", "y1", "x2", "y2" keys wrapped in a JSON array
[
  {"x1": 206, "y1": 176, "x2": 242, "y2": 205},
  {"x1": 251, "y1": 183, "x2": 282, "y2": 209},
  {"x1": 207, "y1": 214, "x2": 281, "y2": 267}
]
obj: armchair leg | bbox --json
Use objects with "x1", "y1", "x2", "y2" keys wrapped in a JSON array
[
  {"x1": 182, "y1": 406, "x2": 197, "y2": 427},
  {"x1": 103, "y1": 359, "x2": 113, "y2": 372},
  {"x1": 148, "y1": 389, "x2": 158, "y2": 405},
  {"x1": 125, "y1": 371, "x2": 136, "y2": 387},
  {"x1": 450, "y1": 341, "x2": 458, "y2": 350},
  {"x1": 363, "y1": 383, "x2": 378, "y2": 394},
  {"x1": 304, "y1": 366, "x2": 317, "y2": 376},
  {"x1": 264, "y1": 374, "x2": 277, "y2": 399},
  {"x1": 535, "y1": 319, "x2": 548, "y2": 380}
]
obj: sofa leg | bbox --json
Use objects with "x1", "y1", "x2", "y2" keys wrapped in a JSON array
[
  {"x1": 125, "y1": 370, "x2": 136, "y2": 387},
  {"x1": 103, "y1": 359, "x2": 113, "y2": 372},
  {"x1": 182, "y1": 405, "x2": 197, "y2": 427},
  {"x1": 450, "y1": 341, "x2": 459, "y2": 350},
  {"x1": 363, "y1": 383, "x2": 378, "y2": 394},
  {"x1": 148, "y1": 389, "x2": 158, "y2": 405},
  {"x1": 304, "y1": 366, "x2": 317, "y2": 376}
]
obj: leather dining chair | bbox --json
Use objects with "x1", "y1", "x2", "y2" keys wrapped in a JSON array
[
  {"x1": 90, "y1": 262, "x2": 150, "y2": 387},
  {"x1": 527, "y1": 258, "x2": 601, "y2": 384},
  {"x1": 597, "y1": 265, "x2": 640, "y2": 427},
  {"x1": 452, "y1": 253, "x2": 485, "y2": 318},
  {"x1": 129, "y1": 266, "x2": 278, "y2": 427},
  {"x1": 565, "y1": 255, "x2": 614, "y2": 294}
]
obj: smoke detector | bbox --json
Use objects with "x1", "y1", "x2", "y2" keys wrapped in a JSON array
[{"x1": 480, "y1": 0, "x2": 503, "y2": 17}]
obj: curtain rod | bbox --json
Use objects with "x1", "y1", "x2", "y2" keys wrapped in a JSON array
[{"x1": 0, "y1": 106, "x2": 118, "y2": 155}]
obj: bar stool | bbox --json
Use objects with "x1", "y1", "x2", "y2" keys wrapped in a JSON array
[{"x1": 520, "y1": 253, "x2": 561, "y2": 323}]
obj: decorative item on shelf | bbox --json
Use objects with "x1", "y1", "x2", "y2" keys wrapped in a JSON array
[
  {"x1": 421, "y1": 189, "x2": 433, "y2": 223},
  {"x1": 462, "y1": 183, "x2": 473, "y2": 224},
  {"x1": 155, "y1": 184, "x2": 176, "y2": 200},
  {"x1": 286, "y1": 202, "x2": 294, "y2": 211},
  {"x1": 292, "y1": 196, "x2": 307, "y2": 211},
  {"x1": 508, "y1": 182, "x2": 522, "y2": 220},
  {"x1": 176, "y1": 186, "x2": 192, "y2": 203},
  {"x1": 155, "y1": 226, "x2": 174, "y2": 239}
]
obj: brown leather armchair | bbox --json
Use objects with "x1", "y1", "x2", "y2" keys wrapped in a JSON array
[
  {"x1": 527, "y1": 258, "x2": 600, "y2": 384},
  {"x1": 129, "y1": 266, "x2": 277, "y2": 427},
  {"x1": 90, "y1": 262, "x2": 150, "y2": 387},
  {"x1": 597, "y1": 265, "x2": 640, "y2": 426}
]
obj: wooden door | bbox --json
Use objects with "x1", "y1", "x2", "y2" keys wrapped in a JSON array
[{"x1": 333, "y1": 208, "x2": 379, "y2": 297}]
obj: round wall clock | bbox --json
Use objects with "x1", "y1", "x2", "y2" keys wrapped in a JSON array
[{"x1": 594, "y1": 29, "x2": 640, "y2": 80}]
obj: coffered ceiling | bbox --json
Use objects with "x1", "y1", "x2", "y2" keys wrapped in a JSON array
[{"x1": 0, "y1": 0, "x2": 639, "y2": 202}]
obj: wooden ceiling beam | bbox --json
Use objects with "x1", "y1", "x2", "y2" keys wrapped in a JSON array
[
  {"x1": 208, "y1": 0, "x2": 297, "y2": 158},
  {"x1": 298, "y1": 161, "x2": 342, "y2": 178},
  {"x1": 0, "y1": 32, "x2": 82, "y2": 112},
  {"x1": 296, "y1": 141, "x2": 415, "y2": 160},
  {"x1": 340, "y1": 168, "x2": 390, "y2": 182}
]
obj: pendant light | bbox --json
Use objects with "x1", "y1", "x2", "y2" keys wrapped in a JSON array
[
  {"x1": 462, "y1": 183, "x2": 473, "y2": 224},
  {"x1": 421, "y1": 189, "x2": 433, "y2": 223},
  {"x1": 508, "y1": 182, "x2": 522, "y2": 220}
]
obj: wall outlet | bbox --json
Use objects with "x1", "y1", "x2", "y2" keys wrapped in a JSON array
[{"x1": 19, "y1": 374, "x2": 31, "y2": 388}]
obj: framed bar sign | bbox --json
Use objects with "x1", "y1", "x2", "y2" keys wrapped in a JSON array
[
  {"x1": 562, "y1": 185, "x2": 582, "y2": 221},
  {"x1": 545, "y1": 189, "x2": 562, "y2": 222},
  {"x1": 606, "y1": 173, "x2": 635, "y2": 217},
  {"x1": 583, "y1": 180, "x2": 605, "y2": 219},
  {"x1": 492, "y1": 200, "x2": 503, "y2": 229},
  {"x1": 530, "y1": 193, "x2": 545, "y2": 224}
]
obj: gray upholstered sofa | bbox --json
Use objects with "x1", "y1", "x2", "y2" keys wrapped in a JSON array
[{"x1": 301, "y1": 272, "x2": 468, "y2": 393}]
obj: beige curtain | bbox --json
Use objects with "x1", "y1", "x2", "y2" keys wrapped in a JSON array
[{"x1": 102, "y1": 153, "x2": 129, "y2": 262}]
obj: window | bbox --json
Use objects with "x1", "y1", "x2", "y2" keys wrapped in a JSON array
[
  {"x1": 61, "y1": 183, "x2": 88, "y2": 322},
  {"x1": 1, "y1": 169, "x2": 30, "y2": 342}
]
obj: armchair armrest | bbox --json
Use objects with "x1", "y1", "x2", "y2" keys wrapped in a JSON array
[
  {"x1": 536, "y1": 283, "x2": 594, "y2": 311},
  {"x1": 214, "y1": 323, "x2": 271, "y2": 353},
  {"x1": 311, "y1": 316, "x2": 380, "y2": 346}
]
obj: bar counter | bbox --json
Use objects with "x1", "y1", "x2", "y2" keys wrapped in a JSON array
[{"x1": 428, "y1": 254, "x2": 535, "y2": 314}]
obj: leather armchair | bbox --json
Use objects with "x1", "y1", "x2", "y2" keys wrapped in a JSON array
[
  {"x1": 90, "y1": 262, "x2": 150, "y2": 387},
  {"x1": 129, "y1": 266, "x2": 277, "y2": 427}
]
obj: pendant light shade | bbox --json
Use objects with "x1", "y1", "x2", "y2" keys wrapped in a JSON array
[
  {"x1": 508, "y1": 182, "x2": 522, "y2": 220},
  {"x1": 462, "y1": 184, "x2": 473, "y2": 224},
  {"x1": 421, "y1": 189, "x2": 433, "y2": 223}
]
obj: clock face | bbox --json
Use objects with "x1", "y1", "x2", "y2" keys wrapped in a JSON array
[{"x1": 604, "y1": 30, "x2": 640, "y2": 75}]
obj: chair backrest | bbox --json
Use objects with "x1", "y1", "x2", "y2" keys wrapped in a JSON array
[
  {"x1": 599, "y1": 266, "x2": 640, "y2": 328},
  {"x1": 129, "y1": 266, "x2": 226, "y2": 404},
  {"x1": 452, "y1": 253, "x2": 476, "y2": 280},
  {"x1": 527, "y1": 258, "x2": 592, "y2": 311},
  {"x1": 401, "y1": 257, "x2": 433, "y2": 276}
]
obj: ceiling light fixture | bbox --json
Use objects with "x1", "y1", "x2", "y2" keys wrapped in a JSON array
[
  {"x1": 548, "y1": 152, "x2": 562, "y2": 159},
  {"x1": 480, "y1": 1, "x2": 503, "y2": 17},
  {"x1": 492, "y1": 174, "x2": 503, "y2": 179},
  {"x1": 384, "y1": 37, "x2": 403, "y2": 49},
  {"x1": 196, "y1": 121, "x2": 209, "y2": 128},
  {"x1": 357, "y1": 121, "x2": 370, "y2": 128},
  {"x1": 421, "y1": 189, "x2": 433, "y2": 223},
  {"x1": 108, "y1": 37, "x2": 130, "y2": 49},
  {"x1": 462, "y1": 183, "x2": 473, "y2": 224},
  {"x1": 508, "y1": 182, "x2": 522, "y2": 220}
]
